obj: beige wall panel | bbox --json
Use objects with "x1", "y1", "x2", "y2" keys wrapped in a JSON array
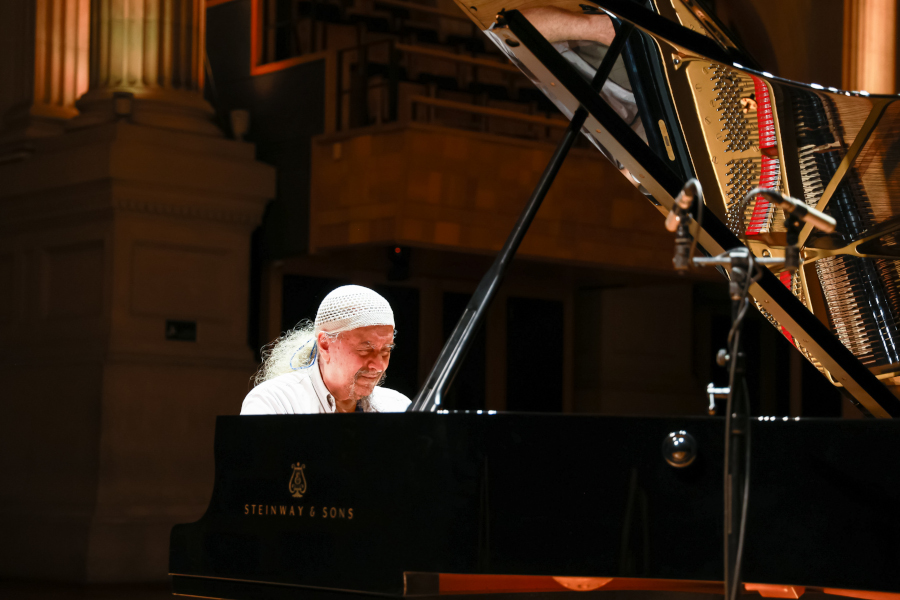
[
  {"x1": 0, "y1": 361, "x2": 103, "y2": 580},
  {"x1": 8, "y1": 222, "x2": 113, "y2": 350},
  {"x1": 109, "y1": 214, "x2": 254, "y2": 360},
  {"x1": 0, "y1": 252, "x2": 13, "y2": 326},
  {"x1": 0, "y1": 514, "x2": 93, "y2": 580},
  {"x1": 0, "y1": 362, "x2": 103, "y2": 502},
  {"x1": 96, "y1": 362, "x2": 250, "y2": 506},
  {"x1": 84, "y1": 361, "x2": 253, "y2": 581},
  {"x1": 42, "y1": 241, "x2": 104, "y2": 319},
  {"x1": 130, "y1": 243, "x2": 230, "y2": 320},
  {"x1": 108, "y1": 139, "x2": 274, "y2": 199}
]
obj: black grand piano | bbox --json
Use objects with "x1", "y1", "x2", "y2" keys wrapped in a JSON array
[
  {"x1": 170, "y1": 414, "x2": 900, "y2": 599},
  {"x1": 171, "y1": 1, "x2": 900, "y2": 599}
]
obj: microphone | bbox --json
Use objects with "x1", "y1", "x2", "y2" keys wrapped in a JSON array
[
  {"x1": 749, "y1": 188, "x2": 836, "y2": 233},
  {"x1": 668, "y1": 179, "x2": 702, "y2": 271},
  {"x1": 665, "y1": 178, "x2": 700, "y2": 232}
]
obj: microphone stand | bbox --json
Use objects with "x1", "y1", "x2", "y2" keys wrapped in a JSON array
[
  {"x1": 671, "y1": 184, "x2": 827, "y2": 600},
  {"x1": 693, "y1": 247, "x2": 760, "y2": 600},
  {"x1": 685, "y1": 240, "x2": 797, "y2": 600}
]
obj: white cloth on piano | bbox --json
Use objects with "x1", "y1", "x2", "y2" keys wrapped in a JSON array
[{"x1": 240, "y1": 360, "x2": 411, "y2": 415}]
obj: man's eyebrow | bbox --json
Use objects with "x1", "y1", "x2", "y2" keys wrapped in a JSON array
[{"x1": 358, "y1": 341, "x2": 396, "y2": 350}]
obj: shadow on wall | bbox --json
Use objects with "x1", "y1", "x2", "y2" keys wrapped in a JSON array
[{"x1": 711, "y1": 0, "x2": 844, "y2": 89}]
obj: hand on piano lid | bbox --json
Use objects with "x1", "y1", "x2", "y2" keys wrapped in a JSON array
[
  {"x1": 520, "y1": 6, "x2": 626, "y2": 91},
  {"x1": 520, "y1": 6, "x2": 616, "y2": 46},
  {"x1": 521, "y1": 7, "x2": 646, "y2": 143}
]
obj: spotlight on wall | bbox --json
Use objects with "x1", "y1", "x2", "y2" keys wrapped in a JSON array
[
  {"x1": 113, "y1": 91, "x2": 134, "y2": 118},
  {"x1": 230, "y1": 109, "x2": 250, "y2": 141},
  {"x1": 387, "y1": 246, "x2": 410, "y2": 281}
]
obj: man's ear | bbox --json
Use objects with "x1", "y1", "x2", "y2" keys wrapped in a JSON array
[
  {"x1": 317, "y1": 332, "x2": 333, "y2": 363},
  {"x1": 316, "y1": 332, "x2": 328, "y2": 360}
]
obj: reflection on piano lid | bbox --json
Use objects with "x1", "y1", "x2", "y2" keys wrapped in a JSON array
[{"x1": 454, "y1": 0, "x2": 900, "y2": 417}]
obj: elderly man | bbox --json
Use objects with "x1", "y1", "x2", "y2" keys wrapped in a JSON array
[{"x1": 241, "y1": 285, "x2": 411, "y2": 414}]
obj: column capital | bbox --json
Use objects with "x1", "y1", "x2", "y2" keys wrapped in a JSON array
[
  {"x1": 73, "y1": 88, "x2": 220, "y2": 136},
  {"x1": 71, "y1": 0, "x2": 221, "y2": 136}
]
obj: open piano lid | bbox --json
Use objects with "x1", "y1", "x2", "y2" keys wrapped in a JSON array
[{"x1": 451, "y1": 0, "x2": 900, "y2": 417}]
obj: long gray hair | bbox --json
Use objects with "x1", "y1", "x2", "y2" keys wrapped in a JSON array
[
  {"x1": 252, "y1": 322, "x2": 393, "y2": 413},
  {"x1": 251, "y1": 320, "x2": 336, "y2": 387}
]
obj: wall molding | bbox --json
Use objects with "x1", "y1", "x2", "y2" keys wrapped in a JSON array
[{"x1": 0, "y1": 183, "x2": 264, "y2": 229}]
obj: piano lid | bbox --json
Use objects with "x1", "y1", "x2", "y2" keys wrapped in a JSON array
[{"x1": 450, "y1": 0, "x2": 900, "y2": 417}]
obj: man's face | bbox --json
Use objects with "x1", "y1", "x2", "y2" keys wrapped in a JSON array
[{"x1": 318, "y1": 325, "x2": 395, "y2": 402}]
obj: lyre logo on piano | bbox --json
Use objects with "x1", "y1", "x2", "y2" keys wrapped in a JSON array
[
  {"x1": 240, "y1": 462, "x2": 355, "y2": 520},
  {"x1": 289, "y1": 462, "x2": 307, "y2": 498}
]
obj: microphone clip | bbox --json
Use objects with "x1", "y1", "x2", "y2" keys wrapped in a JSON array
[
  {"x1": 673, "y1": 212, "x2": 693, "y2": 271},
  {"x1": 783, "y1": 213, "x2": 803, "y2": 274},
  {"x1": 667, "y1": 179, "x2": 702, "y2": 272}
]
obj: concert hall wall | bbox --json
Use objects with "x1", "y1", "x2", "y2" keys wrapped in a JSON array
[{"x1": 207, "y1": 0, "x2": 327, "y2": 260}]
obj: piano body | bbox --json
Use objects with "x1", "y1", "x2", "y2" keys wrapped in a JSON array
[
  {"x1": 171, "y1": 414, "x2": 900, "y2": 599},
  {"x1": 171, "y1": 1, "x2": 900, "y2": 598}
]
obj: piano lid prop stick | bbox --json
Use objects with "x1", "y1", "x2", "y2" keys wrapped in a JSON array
[{"x1": 409, "y1": 19, "x2": 635, "y2": 412}]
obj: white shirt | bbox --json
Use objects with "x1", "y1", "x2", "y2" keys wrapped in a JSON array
[{"x1": 240, "y1": 361, "x2": 411, "y2": 415}]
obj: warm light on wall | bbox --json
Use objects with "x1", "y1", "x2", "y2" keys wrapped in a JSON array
[
  {"x1": 32, "y1": 0, "x2": 91, "y2": 118},
  {"x1": 843, "y1": 0, "x2": 898, "y2": 93}
]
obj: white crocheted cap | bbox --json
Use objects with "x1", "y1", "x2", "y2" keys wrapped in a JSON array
[{"x1": 314, "y1": 285, "x2": 394, "y2": 334}]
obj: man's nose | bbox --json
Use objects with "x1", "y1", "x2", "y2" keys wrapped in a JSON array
[{"x1": 367, "y1": 354, "x2": 387, "y2": 372}]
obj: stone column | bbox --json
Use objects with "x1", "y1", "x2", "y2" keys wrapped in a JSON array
[
  {"x1": 73, "y1": 0, "x2": 220, "y2": 135},
  {"x1": 843, "y1": 0, "x2": 897, "y2": 94},
  {"x1": 0, "y1": 0, "x2": 275, "y2": 583},
  {"x1": 1, "y1": 0, "x2": 90, "y2": 139}
]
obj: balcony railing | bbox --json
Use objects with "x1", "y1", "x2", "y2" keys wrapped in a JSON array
[{"x1": 334, "y1": 38, "x2": 569, "y2": 141}]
